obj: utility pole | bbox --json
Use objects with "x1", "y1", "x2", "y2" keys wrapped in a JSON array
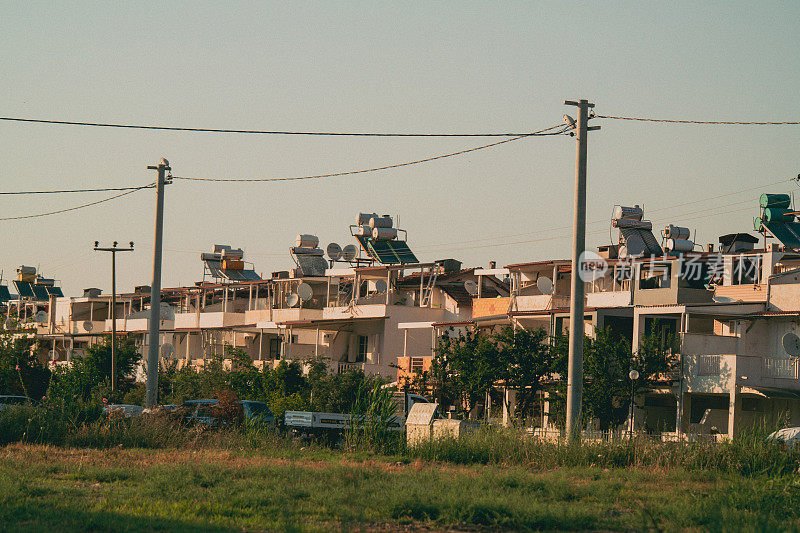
[
  {"x1": 563, "y1": 99, "x2": 600, "y2": 442},
  {"x1": 145, "y1": 158, "x2": 170, "y2": 408},
  {"x1": 93, "y1": 241, "x2": 134, "y2": 391}
]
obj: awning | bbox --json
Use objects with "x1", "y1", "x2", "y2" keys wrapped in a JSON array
[{"x1": 742, "y1": 386, "x2": 800, "y2": 400}]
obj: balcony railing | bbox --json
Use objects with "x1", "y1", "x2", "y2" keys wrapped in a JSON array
[
  {"x1": 337, "y1": 361, "x2": 365, "y2": 373},
  {"x1": 763, "y1": 358, "x2": 799, "y2": 379}
]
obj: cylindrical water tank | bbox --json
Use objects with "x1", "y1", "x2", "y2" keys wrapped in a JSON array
[
  {"x1": 664, "y1": 224, "x2": 691, "y2": 240},
  {"x1": 354, "y1": 225, "x2": 372, "y2": 236},
  {"x1": 357, "y1": 212, "x2": 379, "y2": 226},
  {"x1": 760, "y1": 193, "x2": 791, "y2": 209},
  {"x1": 613, "y1": 205, "x2": 644, "y2": 221},
  {"x1": 372, "y1": 227, "x2": 398, "y2": 240},
  {"x1": 369, "y1": 216, "x2": 393, "y2": 229},
  {"x1": 18, "y1": 266, "x2": 36, "y2": 275},
  {"x1": 764, "y1": 207, "x2": 795, "y2": 223},
  {"x1": 665, "y1": 239, "x2": 694, "y2": 252},
  {"x1": 295, "y1": 234, "x2": 319, "y2": 248},
  {"x1": 612, "y1": 218, "x2": 653, "y2": 230}
]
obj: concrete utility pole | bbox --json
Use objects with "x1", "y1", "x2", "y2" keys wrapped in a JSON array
[
  {"x1": 93, "y1": 241, "x2": 134, "y2": 391},
  {"x1": 563, "y1": 99, "x2": 600, "y2": 442},
  {"x1": 145, "y1": 158, "x2": 170, "y2": 408}
]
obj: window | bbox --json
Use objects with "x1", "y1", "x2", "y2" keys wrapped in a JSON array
[
  {"x1": 268, "y1": 338, "x2": 281, "y2": 359},
  {"x1": 639, "y1": 263, "x2": 671, "y2": 290},
  {"x1": 356, "y1": 335, "x2": 368, "y2": 362},
  {"x1": 732, "y1": 256, "x2": 760, "y2": 285},
  {"x1": 410, "y1": 357, "x2": 424, "y2": 375}
]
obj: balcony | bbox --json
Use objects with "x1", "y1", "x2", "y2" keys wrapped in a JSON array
[
  {"x1": 174, "y1": 311, "x2": 245, "y2": 330},
  {"x1": 714, "y1": 284, "x2": 767, "y2": 303}
]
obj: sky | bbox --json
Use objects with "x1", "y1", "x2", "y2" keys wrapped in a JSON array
[{"x1": 2, "y1": 1, "x2": 799, "y2": 295}]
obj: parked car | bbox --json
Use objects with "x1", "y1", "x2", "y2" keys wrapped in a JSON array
[
  {"x1": 0, "y1": 395, "x2": 33, "y2": 411},
  {"x1": 182, "y1": 399, "x2": 275, "y2": 427},
  {"x1": 103, "y1": 404, "x2": 144, "y2": 418},
  {"x1": 285, "y1": 392, "x2": 430, "y2": 438},
  {"x1": 768, "y1": 427, "x2": 800, "y2": 448}
]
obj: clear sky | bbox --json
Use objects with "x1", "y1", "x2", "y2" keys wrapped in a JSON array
[{"x1": 2, "y1": 1, "x2": 799, "y2": 295}]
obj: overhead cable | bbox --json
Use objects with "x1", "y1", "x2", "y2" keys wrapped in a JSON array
[
  {"x1": 0, "y1": 116, "x2": 565, "y2": 137},
  {"x1": 171, "y1": 126, "x2": 568, "y2": 183},
  {"x1": 0, "y1": 185, "x2": 150, "y2": 195},
  {"x1": 415, "y1": 178, "x2": 790, "y2": 250},
  {"x1": 0, "y1": 183, "x2": 154, "y2": 221},
  {"x1": 595, "y1": 115, "x2": 800, "y2": 125}
]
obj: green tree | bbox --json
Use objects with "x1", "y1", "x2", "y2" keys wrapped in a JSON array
[
  {"x1": 494, "y1": 325, "x2": 557, "y2": 420},
  {"x1": 47, "y1": 336, "x2": 140, "y2": 406},
  {"x1": 0, "y1": 320, "x2": 49, "y2": 400}
]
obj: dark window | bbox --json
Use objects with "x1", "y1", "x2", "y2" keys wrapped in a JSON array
[
  {"x1": 356, "y1": 335, "x2": 368, "y2": 362},
  {"x1": 268, "y1": 338, "x2": 281, "y2": 359}
]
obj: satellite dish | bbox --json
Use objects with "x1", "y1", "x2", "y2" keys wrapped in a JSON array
[
  {"x1": 34, "y1": 311, "x2": 48, "y2": 323},
  {"x1": 326, "y1": 243, "x2": 342, "y2": 261},
  {"x1": 286, "y1": 293, "x2": 300, "y2": 308},
  {"x1": 160, "y1": 343, "x2": 174, "y2": 358},
  {"x1": 297, "y1": 283, "x2": 313, "y2": 301},
  {"x1": 83, "y1": 321, "x2": 94, "y2": 331},
  {"x1": 464, "y1": 280, "x2": 478, "y2": 296},
  {"x1": 342, "y1": 244, "x2": 357, "y2": 261},
  {"x1": 374, "y1": 279, "x2": 387, "y2": 293},
  {"x1": 536, "y1": 276, "x2": 554, "y2": 295},
  {"x1": 783, "y1": 332, "x2": 800, "y2": 357}
]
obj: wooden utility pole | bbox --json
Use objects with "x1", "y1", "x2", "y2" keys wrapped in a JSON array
[{"x1": 563, "y1": 99, "x2": 600, "y2": 442}]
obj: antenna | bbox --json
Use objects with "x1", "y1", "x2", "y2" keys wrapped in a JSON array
[
  {"x1": 536, "y1": 276, "x2": 554, "y2": 295},
  {"x1": 464, "y1": 280, "x2": 478, "y2": 296},
  {"x1": 783, "y1": 332, "x2": 800, "y2": 357},
  {"x1": 326, "y1": 243, "x2": 342, "y2": 261},
  {"x1": 342, "y1": 244, "x2": 357, "y2": 262},
  {"x1": 297, "y1": 283, "x2": 313, "y2": 302},
  {"x1": 286, "y1": 293, "x2": 300, "y2": 308},
  {"x1": 160, "y1": 342, "x2": 175, "y2": 358}
]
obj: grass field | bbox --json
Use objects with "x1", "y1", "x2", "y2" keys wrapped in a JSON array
[{"x1": 3, "y1": 443, "x2": 800, "y2": 532}]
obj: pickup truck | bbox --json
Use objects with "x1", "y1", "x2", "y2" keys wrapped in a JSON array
[{"x1": 285, "y1": 392, "x2": 430, "y2": 437}]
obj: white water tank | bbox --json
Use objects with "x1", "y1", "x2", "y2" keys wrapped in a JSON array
[
  {"x1": 372, "y1": 227, "x2": 398, "y2": 240},
  {"x1": 369, "y1": 216, "x2": 393, "y2": 229},
  {"x1": 665, "y1": 239, "x2": 694, "y2": 252},
  {"x1": 295, "y1": 234, "x2": 319, "y2": 248}
]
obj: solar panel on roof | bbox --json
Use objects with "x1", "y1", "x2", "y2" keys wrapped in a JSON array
[
  {"x1": 296, "y1": 255, "x2": 328, "y2": 276},
  {"x1": 241, "y1": 270, "x2": 261, "y2": 280},
  {"x1": 45, "y1": 286, "x2": 64, "y2": 297},
  {"x1": 620, "y1": 228, "x2": 662, "y2": 256},
  {"x1": 32, "y1": 285, "x2": 50, "y2": 301},
  {"x1": 368, "y1": 239, "x2": 418, "y2": 264},
  {"x1": 763, "y1": 221, "x2": 800, "y2": 250},
  {"x1": 13, "y1": 281, "x2": 34, "y2": 298},
  {"x1": 354, "y1": 235, "x2": 418, "y2": 264},
  {"x1": 0, "y1": 285, "x2": 11, "y2": 302}
]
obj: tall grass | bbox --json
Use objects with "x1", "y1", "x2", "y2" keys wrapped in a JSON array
[
  {"x1": 3, "y1": 404, "x2": 799, "y2": 477},
  {"x1": 408, "y1": 424, "x2": 800, "y2": 476}
]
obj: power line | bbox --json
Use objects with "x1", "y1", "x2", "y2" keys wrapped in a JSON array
[
  {"x1": 0, "y1": 116, "x2": 565, "y2": 137},
  {"x1": 171, "y1": 126, "x2": 568, "y2": 183},
  {"x1": 414, "y1": 178, "x2": 790, "y2": 250},
  {"x1": 0, "y1": 183, "x2": 154, "y2": 221},
  {"x1": 0, "y1": 185, "x2": 149, "y2": 195},
  {"x1": 595, "y1": 115, "x2": 800, "y2": 125}
]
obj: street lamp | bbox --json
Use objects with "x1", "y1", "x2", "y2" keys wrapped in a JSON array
[
  {"x1": 94, "y1": 241, "x2": 134, "y2": 391},
  {"x1": 628, "y1": 369, "x2": 639, "y2": 440}
]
